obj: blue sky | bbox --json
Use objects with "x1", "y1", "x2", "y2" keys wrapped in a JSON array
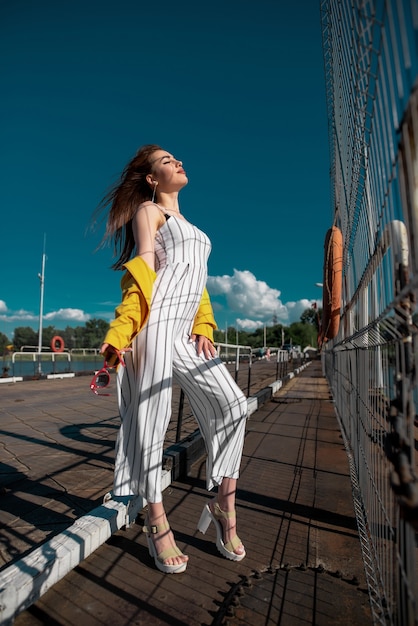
[{"x1": 0, "y1": 0, "x2": 330, "y2": 341}]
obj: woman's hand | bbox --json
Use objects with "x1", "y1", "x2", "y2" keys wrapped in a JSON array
[
  {"x1": 100, "y1": 342, "x2": 112, "y2": 358},
  {"x1": 191, "y1": 334, "x2": 217, "y2": 359},
  {"x1": 100, "y1": 343, "x2": 131, "y2": 367}
]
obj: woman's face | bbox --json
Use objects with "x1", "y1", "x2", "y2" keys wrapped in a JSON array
[{"x1": 148, "y1": 150, "x2": 188, "y2": 192}]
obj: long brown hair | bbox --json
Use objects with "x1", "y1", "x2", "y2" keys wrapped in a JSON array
[{"x1": 98, "y1": 144, "x2": 162, "y2": 270}]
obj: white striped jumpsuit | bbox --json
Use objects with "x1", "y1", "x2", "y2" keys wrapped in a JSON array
[{"x1": 113, "y1": 214, "x2": 248, "y2": 503}]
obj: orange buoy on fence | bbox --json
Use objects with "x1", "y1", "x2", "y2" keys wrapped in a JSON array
[
  {"x1": 320, "y1": 226, "x2": 343, "y2": 344},
  {"x1": 51, "y1": 336, "x2": 65, "y2": 352}
]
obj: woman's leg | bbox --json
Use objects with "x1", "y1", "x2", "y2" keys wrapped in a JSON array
[
  {"x1": 173, "y1": 336, "x2": 248, "y2": 557},
  {"x1": 114, "y1": 268, "x2": 193, "y2": 568},
  {"x1": 113, "y1": 335, "x2": 174, "y2": 501},
  {"x1": 145, "y1": 501, "x2": 189, "y2": 568},
  {"x1": 115, "y1": 342, "x2": 189, "y2": 568},
  {"x1": 212, "y1": 477, "x2": 245, "y2": 557},
  {"x1": 173, "y1": 337, "x2": 248, "y2": 492}
]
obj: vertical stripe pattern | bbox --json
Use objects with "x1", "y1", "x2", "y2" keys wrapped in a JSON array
[{"x1": 113, "y1": 216, "x2": 248, "y2": 502}]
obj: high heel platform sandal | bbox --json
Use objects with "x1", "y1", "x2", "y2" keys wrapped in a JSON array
[
  {"x1": 197, "y1": 502, "x2": 246, "y2": 562},
  {"x1": 143, "y1": 519, "x2": 188, "y2": 574}
]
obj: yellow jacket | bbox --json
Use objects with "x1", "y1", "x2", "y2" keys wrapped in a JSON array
[{"x1": 104, "y1": 256, "x2": 217, "y2": 351}]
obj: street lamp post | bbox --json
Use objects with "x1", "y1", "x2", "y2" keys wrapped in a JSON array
[{"x1": 37, "y1": 235, "x2": 46, "y2": 374}]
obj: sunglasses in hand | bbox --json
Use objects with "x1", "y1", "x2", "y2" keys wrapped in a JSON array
[{"x1": 90, "y1": 349, "x2": 126, "y2": 396}]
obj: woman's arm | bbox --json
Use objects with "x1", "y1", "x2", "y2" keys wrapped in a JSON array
[
  {"x1": 132, "y1": 202, "x2": 164, "y2": 271},
  {"x1": 192, "y1": 287, "x2": 217, "y2": 340},
  {"x1": 100, "y1": 241, "x2": 159, "y2": 355},
  {"x1": 191, "y1": 287, "x2": 218, "y2": 358}
]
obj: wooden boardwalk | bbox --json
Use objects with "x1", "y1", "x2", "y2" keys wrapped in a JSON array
[{"x1": 0, "y1": 360, "x2": 372, "y2": 625}]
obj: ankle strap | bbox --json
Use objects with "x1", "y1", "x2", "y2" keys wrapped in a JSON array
[
  {"x1": 213, "y1": 502, "x2": 235, "y2": 519},
  {"x1": 143, "y1": 520, "x2": 170, "y2": 534}
]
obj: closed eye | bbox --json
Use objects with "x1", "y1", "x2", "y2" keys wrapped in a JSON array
[{"x1": 163, "y1": 158, "x2": 180, "y2": 165}]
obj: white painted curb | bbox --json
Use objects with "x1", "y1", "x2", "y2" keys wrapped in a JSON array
[
  {"x1": 0, "y1": 470, "x2": 170, "y2": 625},
  {"x1": 46, "y1": 373, "x2": 75, "y2": 380},
  {"x1": 247, "y1": 396, "x2": 258, "y2": 416}
]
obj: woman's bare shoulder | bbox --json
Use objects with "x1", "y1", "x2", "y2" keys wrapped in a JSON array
[
  {"x1": 137, "y1": 201, "x2": 159, "y2": 212},
  {"x1": 135, "y1": 201, "x2": 161, "y2": 220},
  {"x1": 134, "y1": 201, "x2": 165, "y2": 229}
]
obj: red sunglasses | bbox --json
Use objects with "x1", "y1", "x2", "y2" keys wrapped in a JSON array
[{"x1": 90, "y1": 350, "x2": 126, "y2": 396}]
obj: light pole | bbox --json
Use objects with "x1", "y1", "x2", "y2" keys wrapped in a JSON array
[
  {"x1": 225, "y1": 322, "x2": 228, "y2": 358},
  {"x1": 37, "y1": 235, "x2": 46, "y2": 374},
  {"x1": 313, "y1": 282, "x2": 323, "y2": 349}
]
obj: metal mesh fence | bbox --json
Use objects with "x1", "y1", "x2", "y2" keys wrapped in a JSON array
[{"x1": 320, "y1": 1, "x2": 418, "y2": 624}]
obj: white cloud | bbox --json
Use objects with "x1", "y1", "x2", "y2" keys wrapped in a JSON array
[
  {"x1": 285, "y1": 299, "x2": 318, "y2": 321},
  {"x1": 207, "y1": 270, "x2": 318, "y2": 331},
  {"x1": 208, "y1": 269, "x2": 281, "y2": 318},
  {"x1": 98, "y1": 301, "x2": 120, "y2": 307},
  {"x1": 0, "y1": 307, "x2": 91, "y2": 326},
  {"x1": 236, "y1": 318, "x2": 264, "y2": 331},
  {"x1": 44, "y1": 308, "x2": 90, "y2": 322},
  {"x1": 0, "y1": 300, "x2": 7, "y2": 312},
  {"x1": 0, "y1": 309, "x2": 36, "y2": 322},
  {"x1": 93, "y1": 310, "x2": 115, "y2": 321}
]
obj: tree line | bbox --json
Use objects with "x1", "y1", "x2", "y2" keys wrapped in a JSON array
[
  {"x1": 0, "y1": 308, "x2": 321, "y2": 355},
  {"x1": 0, "y1": 319, "x2": 109, "y2": 354},
  {"x1": 213, "y1": 307, "x2": 320, "y2": 350}
]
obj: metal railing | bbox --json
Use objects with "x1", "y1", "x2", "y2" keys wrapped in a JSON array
[
  {"x1": 321, "y1": 1, "x2": 418, "y2": 624},
  {"x1": 7, "y1": 350, "x2": 104, "y2": 378},
  {"x1": 11, "y1": 351, "x2": 72, "y2": 377},
  {"x1": 213, "y1": 342, "x2": 291, "y2": 395}
]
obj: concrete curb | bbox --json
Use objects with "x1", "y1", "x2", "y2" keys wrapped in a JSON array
[
  {"x1": 0, "y1": 377, "x2": 23, "y2": 384},
  {"x1": 0, "y1": 361, "x2": 311, "y2": 625}
]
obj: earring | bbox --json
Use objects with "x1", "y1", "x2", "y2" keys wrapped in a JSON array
[{"x1": 151, "y1": 181, "x2": 157, "y2": 203}]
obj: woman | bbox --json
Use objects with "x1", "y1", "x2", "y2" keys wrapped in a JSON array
[{"x1": 99, "y1": 144, "x2": 248, "y2": 574}]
